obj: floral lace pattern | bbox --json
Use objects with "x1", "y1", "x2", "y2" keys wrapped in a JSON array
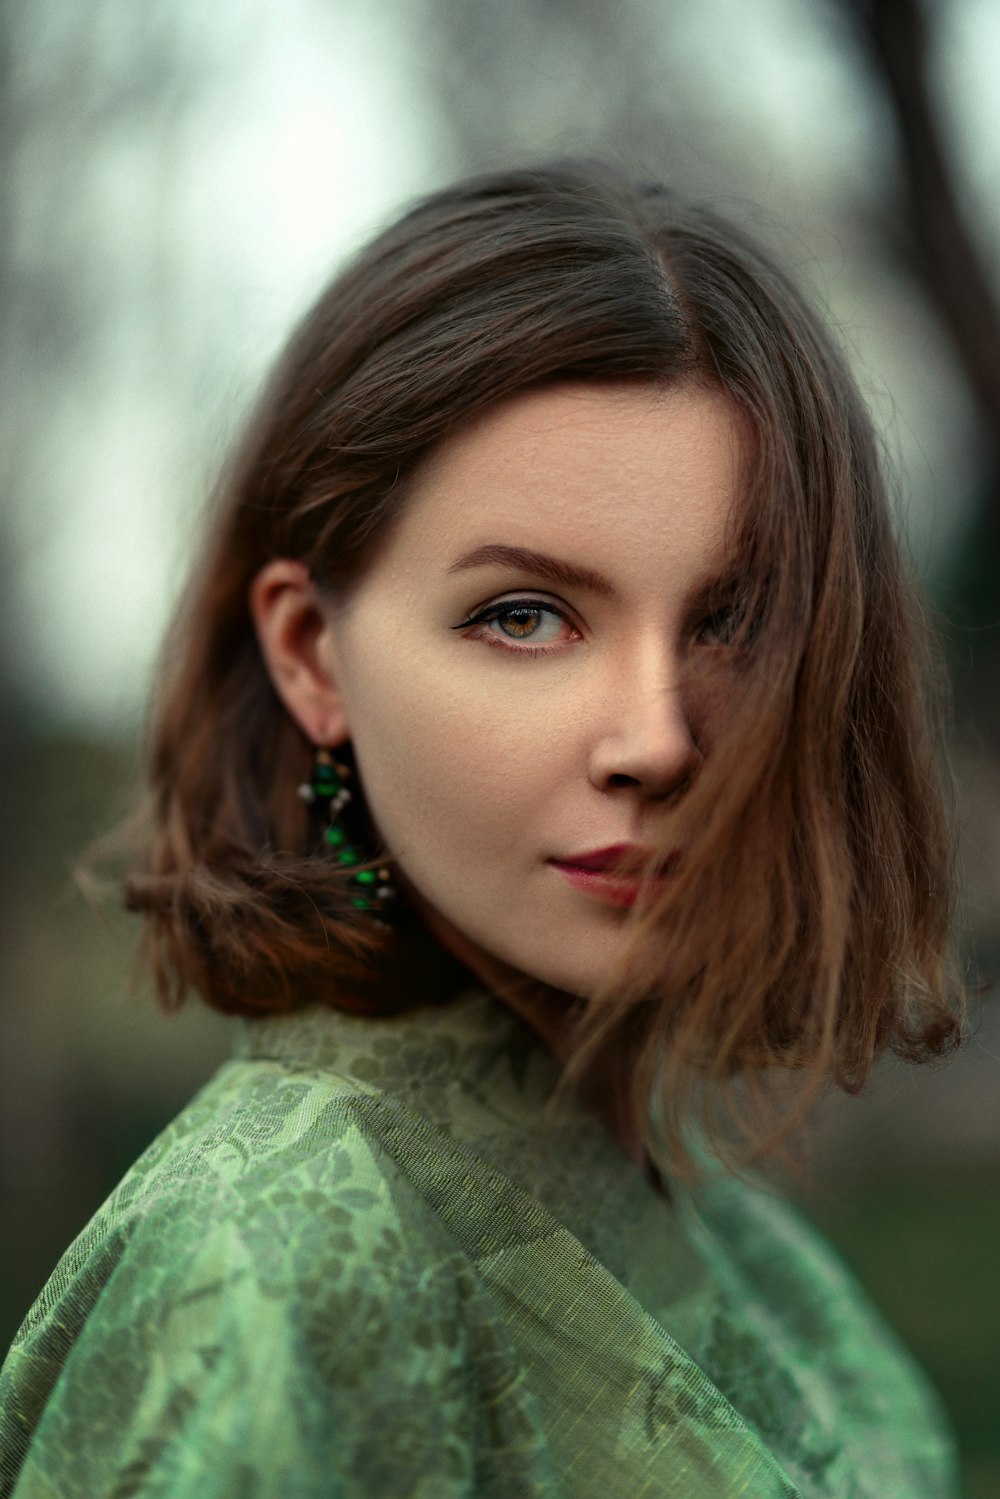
[{"x1": 0, "y1": 989, "x2": 959, "y2": 1497}]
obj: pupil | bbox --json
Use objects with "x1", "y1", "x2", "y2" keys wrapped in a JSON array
[{"x1": 501, "y1": 608, "x2": 540, "y2": 639}]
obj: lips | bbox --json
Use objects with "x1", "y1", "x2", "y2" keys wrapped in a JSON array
[
  {"x1": 548, "y1": 845, "x2": 679, "y2": 908},
  {"x1": 552, "y1": 844, "x2": 676, "y2": 875}
]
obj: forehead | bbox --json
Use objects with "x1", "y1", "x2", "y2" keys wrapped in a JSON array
[{"x1": 380, "y1": 380, "x2": 747, "y2": 592}]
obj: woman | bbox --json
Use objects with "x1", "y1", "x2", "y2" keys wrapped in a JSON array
[{"x1": 0, "y1": 161, "x2": 964, "y2": 1497}]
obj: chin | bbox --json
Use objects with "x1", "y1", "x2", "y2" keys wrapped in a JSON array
[
  {"x1": 458, "y1": 933, "x2": 618, "y2": 1006},
  {"x1": 399, "y1": 870, "x2": 629, "y2": 1002}
]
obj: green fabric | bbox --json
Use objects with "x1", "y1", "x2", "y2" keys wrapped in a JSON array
[{"x1": 0, "y1": 988, "x2": 959, "y2": 1497}]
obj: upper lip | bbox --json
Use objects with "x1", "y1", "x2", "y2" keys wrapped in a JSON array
[{"x1": 551, "y1": 844, "x2": 675, "y2": 875}]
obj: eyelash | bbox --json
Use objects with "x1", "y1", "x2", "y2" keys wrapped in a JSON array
[
  {"x1": 452, "y1": 597, "x2": 744, "y2": 659},
  {"x1": 451, "y1": 598, "x2": 575, "y2": 658}
]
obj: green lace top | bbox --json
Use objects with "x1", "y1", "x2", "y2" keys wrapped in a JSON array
[{"x1": 0, "y1": 987, "x2": 959, "y2": 1497}]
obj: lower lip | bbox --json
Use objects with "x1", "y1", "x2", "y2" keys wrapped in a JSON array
[{"x1": 549, "y1": 861, "x2": 670, "y2": 908}]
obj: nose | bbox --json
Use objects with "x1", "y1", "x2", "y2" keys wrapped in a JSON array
[{"x1": 587, "y1": 651, "x2": 703, "y2": 802}]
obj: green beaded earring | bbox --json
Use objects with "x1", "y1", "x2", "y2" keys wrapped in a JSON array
[{"x1": 298, "y1": 747, "x2": 397, "y2": 926}]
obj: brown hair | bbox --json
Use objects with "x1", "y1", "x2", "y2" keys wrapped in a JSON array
[{"x1": 102, "y1": 159, "x2": 964, "y2": 1173}]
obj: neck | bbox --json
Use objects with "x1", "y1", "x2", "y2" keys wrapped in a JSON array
[{"x1": 407, "y1": 897, "x2": 650, "y2": 1165}]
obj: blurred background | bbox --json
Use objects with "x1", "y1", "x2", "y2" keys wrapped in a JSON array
[{"x1": 1, "y1": 0, "x2": 997, "y2": 1492}]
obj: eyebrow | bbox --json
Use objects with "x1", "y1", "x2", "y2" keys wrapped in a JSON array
[{"x1": 445, "y1": 543, "x2": 616, "y2": 598}]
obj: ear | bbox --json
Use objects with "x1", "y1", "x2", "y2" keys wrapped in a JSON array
[{"x1": 248, "y1": 559, "x2": 350, "y2": 746}]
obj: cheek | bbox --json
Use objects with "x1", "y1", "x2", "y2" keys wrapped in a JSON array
[{"x1": 345, "y1": 641, "x2": 559, "y2": 864}]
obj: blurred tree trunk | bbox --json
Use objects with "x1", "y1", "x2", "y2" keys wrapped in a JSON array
[
  {"x1": 854, "y1": 0, "x2": 1000, "y2": 425},
  {"x1": 839, "y1": 0, "x2": 1000, "y2": 749},
  {"x1": 0, "y1": 6, "x2": 24, "y2": 1016},
  {"x1": 0, "y1": 0, "x2": 36, "y2": 1327}
]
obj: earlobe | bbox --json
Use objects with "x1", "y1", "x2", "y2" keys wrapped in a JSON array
[{"x1": 248, "y1": 560, "x2": 350, "y2": 745}]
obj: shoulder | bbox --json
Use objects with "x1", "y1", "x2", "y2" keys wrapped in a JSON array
[
  {"x1": 1, "y1": 1060, "x2": 509, "y2": 1498},
  {"x1": 23, "y1": 1056, "x2": 477, "y2": 1327},
  {"x1": 684, "y1": 1171, "x2": 958, "y2": 1481}
]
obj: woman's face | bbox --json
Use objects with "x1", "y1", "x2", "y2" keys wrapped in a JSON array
[{"x1": 318, "y1": 381, "x2": 746, "y2": 1001}]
